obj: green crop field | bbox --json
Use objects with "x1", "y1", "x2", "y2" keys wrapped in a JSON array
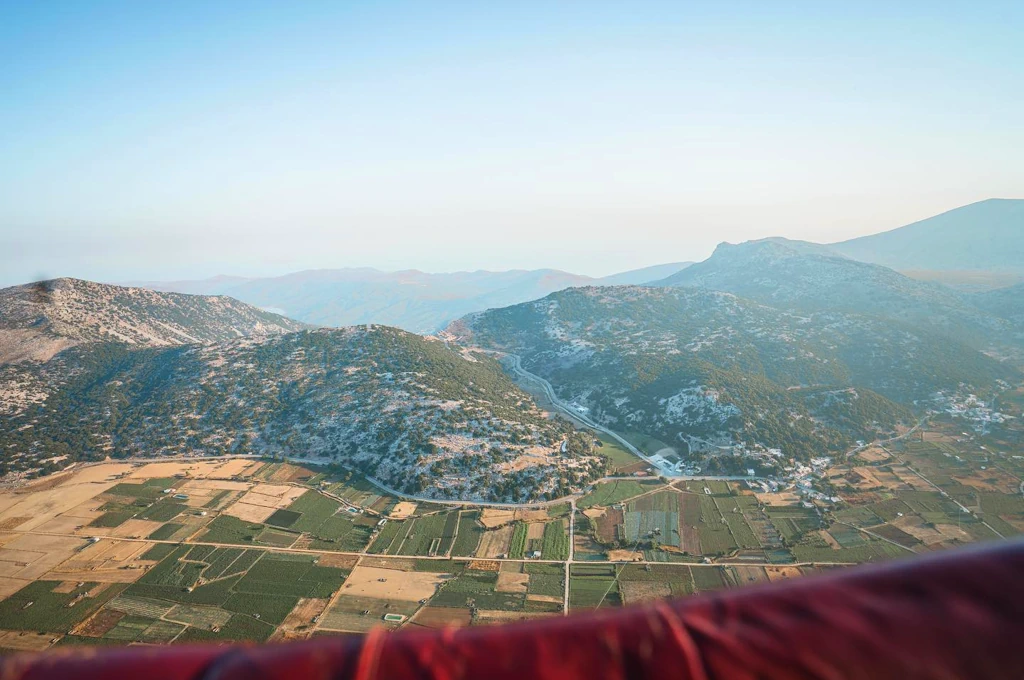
[
  {"x1": 540, "y1": 521, "x2": 569, "y2": 560},
  {"x1": 508, "y1": 522, "x2": 528, "y2": 558},
  {"x1": 138, "y1": 500, "x2": 187, "y2": 522},
  {"x1": 450, "y1": 511, "x2": 484, "y2": 557},
  {"x1": 0, "y1": 581, "x2": 127, "y2": 633},
  {"x1": 200, "y1": 515, "x2": 264, "y2": 544},
  {"x1": 431, "y1": 569, "x2": 524, "y2": 611},
  {"x1": 394, "y1": 513, "x2": 456, "y2": 556},
  {"x1": 579, "y1": 480, "x2": 659, "y2": 509},
  {"x1": 595, "y1": 435, "x2": 643, "y2": 471},
  {"x1": 265, "y1": 509, "x2": 301, "y2": 528},
  {"x1": 147, "y1": 523, "x2": 183, "y2": 540}
]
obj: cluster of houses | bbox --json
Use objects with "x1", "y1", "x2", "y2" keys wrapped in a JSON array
[{"x1": 930, "y1": 391, "x2": 1012, "y2": 434}]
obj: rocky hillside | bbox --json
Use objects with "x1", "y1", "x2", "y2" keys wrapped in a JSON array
[
  {"x1": 0, "y1": 278, "x2": 308, "y2": 364},
  {"x1": 0, "y1": 326, "x2": 603, "y2": 501},
  {"x1": 654, "y1": 239, "x2": 1012, "y2": 349},
  {"x1": 451, "y1": 286, "x2": 1014, "y2": 468}
]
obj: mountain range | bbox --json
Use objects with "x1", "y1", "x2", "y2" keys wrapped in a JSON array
[
  {"x1": 449, "y1": 284, "x2": 1015, "y2": 471},
  {"x1": 0, "y1": 278, "x2": 306, "y2": 365},
  {"x1": 653, "y1": 238, "x2": 1016, "y2": 350},
  {"x1": 0, "y1": 281, "x2": 602, "y2": 500},
  {"x1": 130, "y1": 263, "x2": 692, "y2": 334}
]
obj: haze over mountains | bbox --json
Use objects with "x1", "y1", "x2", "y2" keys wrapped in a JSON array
[
  {"x1": 829, "y1": 198, "x2": 1024, "y2": 274},
  {"x1": 1, "y1": 198, "x2": 1023, "y2": 493},
  {"x1": 131, "y1": 263, "x2": 692, "y2": 334}
]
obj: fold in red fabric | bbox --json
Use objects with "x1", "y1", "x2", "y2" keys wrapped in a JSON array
[{"x1": 3, "y1": 539, "x2": 1022, "y2": 680}]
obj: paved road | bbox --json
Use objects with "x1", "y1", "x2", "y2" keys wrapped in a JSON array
[{"x1": 505, "y1": 354, "x2": 665, "y2": 470}]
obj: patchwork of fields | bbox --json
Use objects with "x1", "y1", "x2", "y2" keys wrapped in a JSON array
[{"x1": 0, "y1": 416, "x2": 1020, "y2": 654}]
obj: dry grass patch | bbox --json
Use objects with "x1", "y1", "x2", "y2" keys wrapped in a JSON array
[
  {"x1": 479, "y1": 508, "x2": 550, "y2": 529},
  {"x1": 0, "y1": 577, "x2": 31, "y2": 600},
  {"x1": 494, "y1": 571, "x2": 529, "y2": 594},
  {"x1": 270, "y1": 597, "x2": 330, "y2": 641},
  {"x1": 0, "y1": 630, "x2": 57, "y2": 651},
  {"x1": 765, "y1": 567, "x2": 803, "y2": 582},
  {"x1": 389, "y1": 502, "x2": 418, "y2": 519},
  {"x1": 410, "y1": 606, "x2": 471, "y2": 629},
  {"x1": 607, "y1": 549, "x2": 643, "y2": 562},
  {"x1": 468, "y1": 560, "x2": 500, "y2": 572},
  {"x1": 473, "y1": 610, "x2": 558, "y2": 625},
  {"x1": 338, "y1": 566, "x2": 447, "y2": 602},
  {"x1": 0, "y1": 534, "x2": 86, "y2": 580},
  {"x1": 477, "y1": 525, "x2": 514, "y2": 558},
  {"x1": 620, "y1": 581, "x2": 671, "y2": 605},
  {"x1": 47, "y1": 539, "x2": 153, "y2": 583}
]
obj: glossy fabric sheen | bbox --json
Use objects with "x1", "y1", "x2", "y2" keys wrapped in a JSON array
[{"x1": 2, "y1": 540, "x2": 1021, "y2": 680}]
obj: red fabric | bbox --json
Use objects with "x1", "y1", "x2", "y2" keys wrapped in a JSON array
[{"x1": 3, "y1": 540, "x2": 1022, "y2": 680}]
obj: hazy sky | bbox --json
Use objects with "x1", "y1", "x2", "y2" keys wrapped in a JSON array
[{"x1": 2, "y1": 1, "x2": 1022, "y2": 286}]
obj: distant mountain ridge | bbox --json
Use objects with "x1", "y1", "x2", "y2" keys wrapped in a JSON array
[
  {"x1": 131, "y1": 263, "x2": 693, "y2": 334},
  {"x1": 653, "y1": 238, "x2": 1013, "y2": 349},
  {"x1": 0, "y1": 278, "x2": 307, "y2": 365},
  {"x1": 829, "y1": 198, "x2": 1024, "y2": 273}
]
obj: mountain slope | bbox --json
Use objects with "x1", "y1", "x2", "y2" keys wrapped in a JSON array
[
  {"x1": 830, "y1": 198, "x2": 1024, "y2": 273},
  {"x1": 654, "y1": 238, "x2": 1011, "y2": 348},
  {"x1": 0, "y1": 326, "x2": 603, "y2": 501},
  {"x1": 134, "y1": 263, "x2": 693, "y2": 334},
  {"x1": 595, "y1": 261, "x2": 693, "y2": 286},
  {"x1": 0, "y1": 278, "x2": 307, "y2": 365},
  {"x1": 450, "y1": 286, "x2": 1013, "y2": 469}
]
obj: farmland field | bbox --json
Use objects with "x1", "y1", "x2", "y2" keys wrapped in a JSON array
[{"x1": 0, "y1": 416, "x2": 1020, "y2": 650}]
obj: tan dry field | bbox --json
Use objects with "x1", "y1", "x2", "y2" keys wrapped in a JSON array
[
  {"x1": 270, "y1": 597, "x2": 329, "y2": 641},
  {"x1": 388, "y1": 502, "x2": 418, "y2": 520},
  {"x1": 754, "y1": 491, "x2": 800, "y2": 506},
  {"x1": 316, "y1": 553, "x2": 360, "y2": 570},
  {"x1": 525, "y1": 522, "x2": 546, "y2": 541},
  {"x1": 222, "y1": 484, "x2": 306, "y2": 523},
  {"x1": 337, "y1": 566, "x2": 447, "y2": 602},
  {"x1": 0, "y1": 480, "x2": 116, "y2": 532},
  {"x1": 494, "y1": 571, "x2": 529, "y2": 594},
  {"x1": 179, "y1": 479, "x2": 251, "y2": 492},
  {"x1": 409, "y1": 606, "x2": 472, "y2": 629},
  {"x1": 952, "y1": 471, "x2": 1019, "y2": 494},
  {"x1": 855, "y1": 447, "x2": 891, "y2": 464},
  {"x1": 0, "y1": 577, "x2": 31, "y2": 600},
  {"x1": 47, "y1": 539, "x2": 155, "y2": 583},
  {"x1": 34, "y1": 515, "x2": 91, "y2": 536},
  {"x1": 764, "y1": 566, "x2": 803, "y2": 582},
  {"x1": 107, "y1": 519, "x2": 166, "y2": 539},
  {"x1": 0, "y1": 630, "x2": 56, "y2": 652},
  {"x1": 479, "y1": 507, "x2": 550, "y2": 529},
  {"x1": 477, "y1": 525, "x2": 514, "y2": 558},
  {"x1": 581, "y1": 507, "x2": 606, "y2": 520},
  {"x1": 0, "y1": 534, "x2": 86, "y2": 580},
  {"x1": 124, "y1": 461, "x2": 220, "y2": 480},
  {"x1": 893, "y1": 515, "x2": 969, "y2": 546},
  {"x1": 467, "y1": 560, "x2": 500, "y2": 572},
  {"x1": 473, "y1": 610, "x2": 558, "y2": 625},
  {"x1": 619, "y1": 581, "x2": 671, "y2": 605},
  {"x1": 525, "y1": 594, "x2": 562, "y2": 604},
  {"x1": 607, "y1": 549, "x2": 643, "y2": 562}
]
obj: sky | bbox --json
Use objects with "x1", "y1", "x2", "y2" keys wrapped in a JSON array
[{"x1": 1, "y1": 1, "x2": 1022, "y2": 286}]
